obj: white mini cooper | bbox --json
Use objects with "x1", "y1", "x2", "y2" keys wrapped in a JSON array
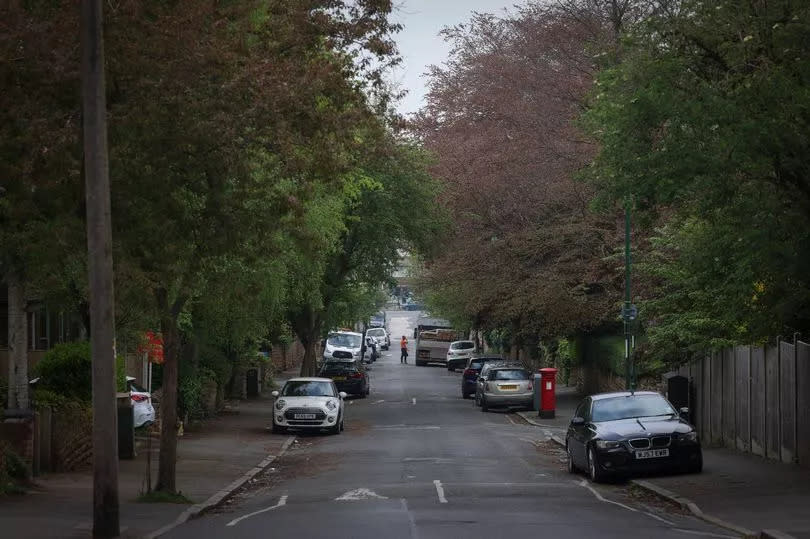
[{"x1": 271, "y1": 377, "x2": 346, "y2": 435}]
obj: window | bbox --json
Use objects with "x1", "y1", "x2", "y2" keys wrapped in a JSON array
[
  {"x1": 492, "y1": 369, "x2": 529, "y2": 380},
  {"x1": 28, "y1": 308, "x2": 49, "y2": 351},
  {"x1": 591, "y1": 395, "x2": 676, "y2": 422},
  {"x1": 366, "y1": 329, "x2": 384, "y2": 337},
  {"x1": 574, "y1": 400, "x2": 589, "y2": 421},
  {"x1": 320, "y1": 362, "x2": 360, "y2": 375},
  {"x1": 281, "y1": 381, "x2": 336, "y2": 397},
  {"x1": 327, "y1": 333, "x2": 361, "y2": 348},
  {"x1": 450, "y1": 341, "x2": 475, "y2": 350}
]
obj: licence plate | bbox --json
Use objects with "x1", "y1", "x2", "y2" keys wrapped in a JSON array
[
  {"x1": 332, "y1": 376, "x2": 346, "y2": 381},
  {"x1": 499, "y1": 384, "x2": 518, "y2": 390},
  {"x1": 294, "y1": 414, "x2": 316, "y2": 420},
  {"x1": 635, "y1": 449, "x2": 669, "y2": 459}
]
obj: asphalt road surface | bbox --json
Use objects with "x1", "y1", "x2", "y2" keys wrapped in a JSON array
[{"x1": 165, "y1": 311, "x2": 737, "y2": 539}]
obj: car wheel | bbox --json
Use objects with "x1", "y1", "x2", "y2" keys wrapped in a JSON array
[
  {"x1": 462, "y1": 391, "x2": 470, "y2": 399},
  {"x1": 474, "y1": 392, "x2": 480, "y2": 406},
  {"x1": 567, "y1": 442, "x2": 577, "y2": 473},
  {"x1": 272, "y1": 422, "x2": 286, "y2": 435},
  {"x1": 340, "y1": 418, "x2": 345, "y2": 432},
  {"x1": 481, "y1": 396, "x2": 489, "y2": 412},
  {"x1": 588, "y1": 446, "x2": 607, "y2": 483},
  {"x1": 447, "y1": 364, "x2": 453, "y2": 371}
]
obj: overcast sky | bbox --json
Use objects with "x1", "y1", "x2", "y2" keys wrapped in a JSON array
[{"x1": 390, "y1": 0, "x2": 519, "y2": 116}]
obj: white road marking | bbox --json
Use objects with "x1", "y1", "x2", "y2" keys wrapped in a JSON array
[
  {"x1": 671, "y1": 529, "x2": 737, "y2": 538},
  {"x1": 226, "y1": 495, "x2": 288, "y2": 527},
  {"x1": 401, "y1": 498, "x2": 420, "y2": 539},
  {"x1": 433, "y1": 480, "x2": 448, "y2": 503},
  {"x1": 373, "y1": 399, "x2": 385, "y2": 404},
  {"x1": 578, "y1": 479, "x2": 674, "y2": 526},
  {"x1": 335, "y1": 488, "x2": 388, "y2": 501},
  {"x1": 373, "y1": 425, "x2": 440, "y2": 430},
  {"x1": 412, "y1": 398, "x2": 416, "y2": 405},
  {"x1": 403, "y1": 457, "x2": 453, "y2": 463}
]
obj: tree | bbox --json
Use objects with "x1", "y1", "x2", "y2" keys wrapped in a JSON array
[
  {"x1": 98, "y1": 0, "x2": 404, "y2": 493},
  {"x1": 414, "y1": 5, "x2": 623, "y2": 354},
  {"x1": 288, "y1": 140, "x2": 445, "y2": 375},
  {"x1": 582, "y1": 0, "x2": 810, "y2": 359}
]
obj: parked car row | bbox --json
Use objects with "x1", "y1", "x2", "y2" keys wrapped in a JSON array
[{"x1": 453, "y1": 355, "x2": 704, "y2": 483}]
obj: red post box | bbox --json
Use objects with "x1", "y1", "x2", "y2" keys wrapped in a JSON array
[{"x1": 538, "y1": 367, "x2": 558, "y2": 419}]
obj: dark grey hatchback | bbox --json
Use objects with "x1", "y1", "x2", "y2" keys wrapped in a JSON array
[{"x1": 565, "y1": 391, "x2": 703, "y2": 483}]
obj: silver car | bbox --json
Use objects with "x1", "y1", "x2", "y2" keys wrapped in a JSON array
[{"x1": 475, "y1": 366, "x2": 533, "y2": 412}]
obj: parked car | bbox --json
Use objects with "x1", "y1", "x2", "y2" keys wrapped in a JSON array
[
  {"x1": 475, "y1": 366, "x2": 533, "y2": 412},
  {"x1": 446, "y1": 340, "x2": 476, "y2": 371},
  {"x1": 461, "y1": 356, "x2": 503, "y2": 399},
  {"x1": 473, "y1": 360, "x2": 520, "y2": 405},
  {"x1": 323, "y1": 331, "x2": 363, "y2": 362},
  {"x1": 318, "y1": 359, "x2": 370, "y2": 398},
  {"x1": 565, "y1": 391, "x2": 703, "y2": 483},
  {"x1": 126, "y1": 377, "x2": 155, "y2": 428},
  {"x1": 365, "y1": 327, "x2": 389, "y2": 351},
  {"x1": 271, "y1": 377, "x2": 346, "y2": 435}
]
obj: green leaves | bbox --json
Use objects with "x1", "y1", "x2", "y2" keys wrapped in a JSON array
[{"x1": 584, "y1": 0, "x2": 810, "y2": 361}]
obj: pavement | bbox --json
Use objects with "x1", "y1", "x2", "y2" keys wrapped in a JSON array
[{"x1": 0, "y1": 369, "x2": 298, "y2": 539}]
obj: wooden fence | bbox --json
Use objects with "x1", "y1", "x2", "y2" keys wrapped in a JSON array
[{"x1": 675, "y1": 337, "x2": 810, "y2": 466}]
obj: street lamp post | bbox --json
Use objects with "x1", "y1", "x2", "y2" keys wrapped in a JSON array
[{"x1": 623, "y1": 198, "x2": 636, "y2": 391}]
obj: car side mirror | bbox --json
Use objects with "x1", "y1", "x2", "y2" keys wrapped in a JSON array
[
  {"x1": 570, "y1": 417, "x2": 585, "y2": 426},
  {"x1": 339, "y1": 392, "x2": 348, "y2": 399},
  {"x1": 271, "y1": 391, "x2": 279, "y2": 398},
  {"x1": 679, "y1": 407, "x2": 690, "y2": 419}
]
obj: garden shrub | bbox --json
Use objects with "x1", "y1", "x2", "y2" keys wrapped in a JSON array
[{"x1": 34, "y1": 341, "x2": 92, "y2": 401}]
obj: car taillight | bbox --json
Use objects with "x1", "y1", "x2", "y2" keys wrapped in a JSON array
[
  {"x1": 463, "y1": 369, "x2": 474, "y2": 376},
  {"x1": 131, "y1": 394, "x2": 148, "y2": 402},
  {"x1": 351, "y1": 372, "x2": 364, "y2": 379}
]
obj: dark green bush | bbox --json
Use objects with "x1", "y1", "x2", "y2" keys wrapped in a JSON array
[{"x1": 34, "y1": 341, "x2": 92, "y2": 401}]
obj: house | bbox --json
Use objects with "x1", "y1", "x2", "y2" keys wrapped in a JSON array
[{"x1": 0, "y1": 282, "x2": 87, "y2": 386}]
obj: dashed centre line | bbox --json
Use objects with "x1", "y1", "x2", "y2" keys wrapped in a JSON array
[{"x1": 433, "y1": 480, "x2": 448, "y2": 503}]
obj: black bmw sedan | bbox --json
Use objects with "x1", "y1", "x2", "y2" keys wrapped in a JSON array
[{"x1": 565, "y1": 391, "x2": 703, "y2": 483}]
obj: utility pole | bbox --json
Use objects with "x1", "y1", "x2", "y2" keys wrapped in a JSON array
[
  {"x1": 81, "y1": 0, "x2": 120, "y2": 536},
  {"x1": 623, "y1": 197, "x2": 636, "y2": 391}
]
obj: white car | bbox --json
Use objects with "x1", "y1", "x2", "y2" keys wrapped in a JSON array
[
  {"x1": 323, "y1": 331, "x2": 363, "y2": 362},
  {"x1": 446, "y1": 340, "x2": 477, "y2": 371},
  {"x1": 126, "y1": 377, "x2": 155, "y2": 428},
  {"x1": 271, "y1": 377, "x2": 346, "y2": 435},
  {"x1": 365, "y1": 327, "x2": 389, "y2": 350}
]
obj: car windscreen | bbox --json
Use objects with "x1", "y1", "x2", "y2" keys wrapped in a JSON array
[
  {"x1": 492, "y1": 369, "x2": 529, "y2": 380},
  {"x1": 327, "y1": 334, "x2": 361, "y2": 348},
  {"x1": 281, "y1": 381, "x2": 336, "y2": 397},
  {"x1": 366, "y1": 329, "x2": 384, "y2": 336},
  {"x1": 451, "y1": 341, "x2": 475, "y2": 350},
  {"x1": 320, "y1": 363, "x2": 358, "y2": 375},
  {"x1": 591, "y1": 394, "x2": 677, "y2": 422},
  {"x1": 469, "y1": 359, "x2": 485, "y2": 370}
]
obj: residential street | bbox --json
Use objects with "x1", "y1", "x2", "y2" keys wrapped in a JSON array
[{"x1": 163, "y1": 311, "x2": 734, "y2": 539}]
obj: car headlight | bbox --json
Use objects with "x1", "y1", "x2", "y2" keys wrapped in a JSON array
[
  {"x1": 326, "y1": 400, "x2": 337, "y2": 411},
  {"x1": 595, "y1": 440, "x2": 621, "y2": 449},
  {"x1": 275, "y1": 399, "x2": 286, "y2": 410},
  {"x1": 353, "y1": 350, "x2": 360, "y2": 356},
  {"x1": 682, "y1": 431, "x2": 698, "y2": 443}
]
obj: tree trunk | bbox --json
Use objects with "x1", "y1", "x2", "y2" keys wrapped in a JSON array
[
  {"x1": 156, "y1": 294, "x2": 181, "y2": 493},
  {"x1": 299, "y1": 334, "x2": 318, "y2": 377},
  {"x1": 6, "y1": 270, "x2": 28, "y2": 410}
]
